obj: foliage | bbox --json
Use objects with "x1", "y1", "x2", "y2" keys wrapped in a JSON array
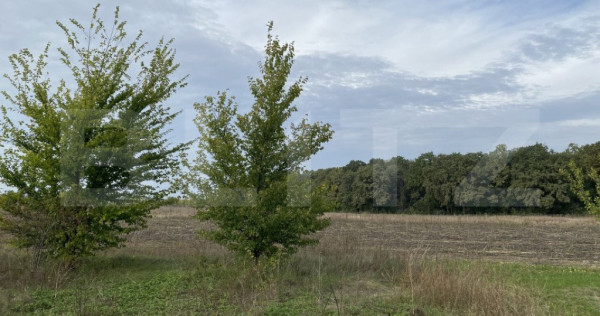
[
  {"x1": 561, "y1": 142, "x2": 600, "y2": 218},
  {"x1": 563, "y1": 161, "x2": 600, "y2": 217},
  {"x1": 188, "y1": 22, "x2": 333, "y2": 262},
  {"x1": 0, "y1": 5, "x2": 187, "y2": 265},
  {"x1": 7, "y1": 250, "x2": 593, "y2": 315},
  {"x1": 311, "y1": 142, "x2": 586, "y2": 214}
]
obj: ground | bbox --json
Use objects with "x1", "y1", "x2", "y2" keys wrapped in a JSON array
[
  {"x1": 126, "y1": 207, "x2": 600, "y2": 266},
  {"x1": 321, "y1": 212, "x2": 600, "y2": 266},
  {"x1": 1, "y1": 206, "x2": 600, "y2": 315}
]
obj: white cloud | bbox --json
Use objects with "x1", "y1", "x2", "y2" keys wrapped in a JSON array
[
  {"x1": 516, "y1": 54, "x2": 600, "y2": 102},
  {"x1": 194, "y1": 0, "x2": 597, "y2": 78},
  {"x1": 558, "y1": 118, "x2": 600, "y2": 127}
]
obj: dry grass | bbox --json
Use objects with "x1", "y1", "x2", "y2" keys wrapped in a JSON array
[
  {"x1": 326, "y1": 211, "x2": 596, "y2": 227},
  {"x1": 142, "y1": 207, "x2": 552, "y2": 315},
  {"x1": 150, "y1": 205, "x2": 197, "y2": 218},
  {"x1": 292, "y1": 234, "x2": 548, "y2": 315},
  {"x1": 111, "y1": 207, "x2": 557, "y2": 314},
  {"x1": 2, "y1": 206, "x2": 593, "y2": 314},
  {"x1": 320, "y1": 211, "x2": 600, "y2": 267},
  {"x1": 410, "y1": 262, "x2": 545, "y2": 315},
  {"x1": 138, "y1": 207, "x2": 600, "y2": 267}
]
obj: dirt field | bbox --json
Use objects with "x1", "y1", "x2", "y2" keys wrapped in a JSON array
[
  {"x1": 116, "y1": 207, "x2": 600, "y2": 267},
  {"x1": 4, "y1": 206, "x2": 599, "y2": 267},
  {"x1": 321, "y1": 213, "x2": 600, "y2": 266}
]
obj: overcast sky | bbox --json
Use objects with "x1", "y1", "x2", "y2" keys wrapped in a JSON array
[{"x1": 1, "y1": 0, "x2": 599, "y2": 169}]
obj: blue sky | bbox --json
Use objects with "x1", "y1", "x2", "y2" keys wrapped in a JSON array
[{"x1": 1, "y1": 0, "x2": 599, "y2": 169}]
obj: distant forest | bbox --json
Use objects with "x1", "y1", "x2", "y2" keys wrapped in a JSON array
[{"x1": 310, "y1": 142, "x2": 600, "y2": 215}]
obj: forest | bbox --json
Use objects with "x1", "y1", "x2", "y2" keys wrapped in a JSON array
[{"x1": 310, "y1": 142, "x2": 600, "y2": 214}]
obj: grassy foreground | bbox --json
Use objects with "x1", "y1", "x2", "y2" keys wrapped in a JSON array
[
  {"x1": 2, "y1": 247, "x2": 600, "y2": 314},
  {"x1": 1, "y1": 209, "x2": 600, "y2": 315}
]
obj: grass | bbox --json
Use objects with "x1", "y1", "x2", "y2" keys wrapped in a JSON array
[
  {"x1": 2, "y1": 251, "x2": 551, "y2": 315},
  {"x1": 1, "y1": 207, "x2": 600, "y2": 315},
  {"x1": 491, "y1": 263, "x2": 600, "y2": 314},
  {"x1": 326, "y1": 212, "x2": 596, "y2": 226}
]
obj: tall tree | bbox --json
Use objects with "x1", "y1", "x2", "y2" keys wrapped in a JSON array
[
  {"x1": 406, "y1": 152, "x2": 437, "y2": 213},
  {"x1": 564, "y1": 141, "x2": 600, "y2": 217},
  {"x1": 189, "y1": 22, "x2": 333, "y2": 263},
  {"x1": 565, "y1": 160, "x2": 600, "y2": 217},
  {"x1": 351, "y1": 163, "x2": 374, "y2": 211},
  {"x1": 507, "y1": 144, "x2": 572, "y2": 212},
  {"x1": 455, "y1": 146, "x2": 508, "y2": 212},
  {"x1": 0, "y1": 5, "x2": 187, "y2": 266},
  {"x1": 372, "y1": 158, "x2": 396, "y2": 210}
]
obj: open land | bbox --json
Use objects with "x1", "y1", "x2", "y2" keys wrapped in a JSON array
[
  {"x1": 2, "y1": 207, "x2": 600, "y2": 315},
  {"x1": 125, "y1": 207, "x2": 600, "y2": 267}
]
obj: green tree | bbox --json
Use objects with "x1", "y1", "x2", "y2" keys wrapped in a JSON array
[
  {"x1": 310, "y1": 167, "x2": 342, "y2": 211},
  {"x1": 455, "y1": 146, "x2": 508, "y2": 212},
  {"x1": 351, "y1": 163, "x2": 374, "y2": 211},
  {"x1": 335, "y1": 169, "x2": 356, "y2": 210},
  {"x1": 391, "y1": 156, "x2": 411, "y2": 212},
  {"x1": 564, "y1": 160, "x2": 600, "y2": 216},
  {"x1": 371, "y1": 158, "x2": 397, "y2": 211},
  {"x1": 507, "y1": 144, "x2": 572, "y2": 212},
  {"x1": 0, "y1": 5, "x2": 187, "y2": 266},
  {"x1": 406, "y1": 152, "x2": 437, "y2": 213},
  {"x1": 189, "y1": 22, "x2": 333, "y2": 263},
  {"x1": 563, "y1": 142, "x2": 600, "y2": 217}
]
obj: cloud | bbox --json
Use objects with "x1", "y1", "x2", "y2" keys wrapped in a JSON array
[
  {"x1": 196, "y1": 0, "x2": 598, "y2": 76},
  {"x1": 0, "y1": 0, "x2": 599, "y2": 170},
  {"x1": 558, "y1": 118, "x2": 600, "y2": 127}
]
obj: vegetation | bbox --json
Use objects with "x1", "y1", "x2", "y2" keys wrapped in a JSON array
[
  {"x1": 310, "y1": 142, "x2": 596, "y2": 215},
  {"x1": 1, "y1": 5, "x2": 600, "y2": 316},
  {"x1": 186, "y1": 22, "x2": 333, "y2": 262},
  {"x1": 2, "y1": 207, "x2": 600, "y2": 315},
  {"x1": 0, "y1": 5, "x2": 187, "y2": 266},
  {"x1": 563, "y1": 143, "x2": 600, "y2": 217}
]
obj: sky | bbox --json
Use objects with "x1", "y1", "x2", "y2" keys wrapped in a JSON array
[{"x1": 1, "y1": 0, "x2": 599, "y2": 170}]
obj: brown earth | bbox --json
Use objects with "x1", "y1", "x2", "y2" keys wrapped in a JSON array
[
  {"x1": 3, "y1": 206, "x2": 600, "y2": 267},
  {"x1": 320, "y1": 212, "x2": 600, "y2": 266}
]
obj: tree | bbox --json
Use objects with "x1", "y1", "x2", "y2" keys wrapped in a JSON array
[
  {"x1": 189, "y1": 22, "x2": 333, "y2": 263},
  {"x1": 563, "y1": 142, "x2": 600, "y2": 217},
  {"x1": 564, "y1": 161, "x2": 600, "y2": 217},
  {"x1": 406, "y1": 152, "x2": 436, "y2": 213},
  {"x1": 351, "y1": 163, "x2": 373, "y2": 211},
  {"x1": 0, "y1": 5, "x2": 187, "y2": 266},
  {"x1": 506, "y1": 144, "x2": 571, "y2": 212},
  {"x1": 372, "y1": 158, "x2": 396, "y2": 210},
  {"x1": 391, "y1": 156, "x2": 411, "y2": 212},
  {"x1": 455, "y1": 146, "x2": 508, "y2": 212}
]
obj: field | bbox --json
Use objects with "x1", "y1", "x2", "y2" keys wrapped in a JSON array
[
  {"x1": 322, "y1": 213, "x2": 600, "y2": 266},
  {"x1": 2, "y1": 207, "x2": 600, "y2": 315},
  {"x1": 125, "y1": 208, "x2": 600, "y2": 266}
]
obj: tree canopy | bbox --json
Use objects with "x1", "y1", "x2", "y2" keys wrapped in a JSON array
[
  {"x1": 311, "y1": 142, "x2": 585, "y2": 215},
  {"x1": 188, "y1": 22, "x2": 333, "y2": 262},
  {"x1": 0, "y1": 5, "x2": 187, "y2": 265}
]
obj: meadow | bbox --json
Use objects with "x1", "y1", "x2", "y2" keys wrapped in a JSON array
[{"x1": 1, "y1": 206, "x2": 600, "y2": 315}]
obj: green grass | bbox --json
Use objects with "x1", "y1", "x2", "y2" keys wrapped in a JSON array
[
  {"x1": 0, "y1": 253, "x2": 442, "y2": 315},
  {"x1": 7, "y1": 256, "x2": 240, "y2": 315},
  {"x1": 2, "y1": 252, "x2": 600, "y2": 315},
  {"x1": 2, "y1": 255, "x2": 600, "y2": 315},
  {"x1": 489, "y1": 262, "x2": 600, "y2": 315},
  {"x1": 5, "y1": 208, "x2": 600, "y2": 314}
]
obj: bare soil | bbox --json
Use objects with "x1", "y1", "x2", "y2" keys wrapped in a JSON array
[
  {"x1": 321, "y1": 213, "x2": 600, "y2": 266},
  {"x1": 4, "y1": 206, "x2": 600, "y2": 266},
  {"x1": 133, "y1": 207, "x2": 600, "y2": 267}
]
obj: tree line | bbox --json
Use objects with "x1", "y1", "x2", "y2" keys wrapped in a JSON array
[{"x1": 310, "y1": 142, "x2": 600, "y2": 215}]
